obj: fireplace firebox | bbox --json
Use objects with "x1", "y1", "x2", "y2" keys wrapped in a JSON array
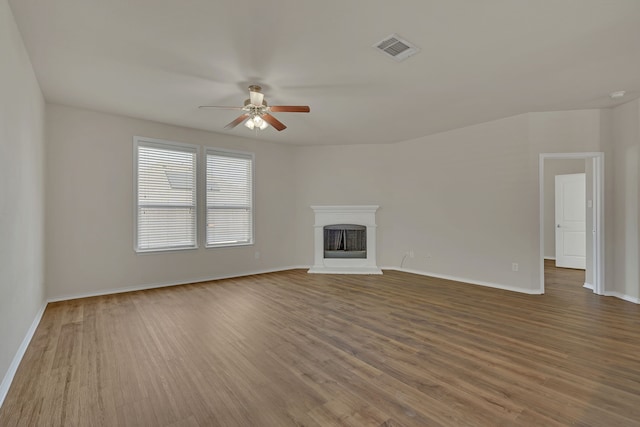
[{"x1": 324, "y1": 224, "x2": 367, "y2": 259}]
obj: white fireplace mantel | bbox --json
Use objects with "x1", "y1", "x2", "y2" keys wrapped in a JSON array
[{"x1": 308, "y1": 205, "x2": 382, "y2": 275}]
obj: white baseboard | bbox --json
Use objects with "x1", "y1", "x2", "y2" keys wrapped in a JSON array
[
  {"x1": 47, "y1": 266, "x2": 309, "y2": 303},
  {"x1": 382, "y1": 267, "x2": 542, "y2": 295},
  {"x1": 544, "y1": 256, "x2": 556, "y2": 261},
  {"x1": 583, "y1": 282, "x2": 594, "y2": 290},
  {"x1": 0, "y1": 303, "x2": 47, "y2": 408},
  {"x1": 604, "y1": 291, "x2": 640, "y2": 304}
]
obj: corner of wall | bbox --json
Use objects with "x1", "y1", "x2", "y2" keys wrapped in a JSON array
[
  {"x1": 610, "y1": 98, "x2": 640, "y2": 301},
  {"x1": 0, "y1": 0, "x2": 47, "y2": 409}
]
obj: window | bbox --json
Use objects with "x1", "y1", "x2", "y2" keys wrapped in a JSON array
[
  {"x1": 135, "y1": 137, "x2": 198, "y2": 252},
  {"x1": 206, "y1": 149, "x2": 254, "y2": 247}
]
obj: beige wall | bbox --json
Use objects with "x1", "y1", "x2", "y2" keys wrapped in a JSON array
[
  {"x1": 611, "y1": 99, "x2": 640, "y2": 300},
  {"x1": 45, "y1": 104, "x2": 297, "y2": 299},
  {"x1": 0, "y1": 0, "x2": 45, "y2": 397}
]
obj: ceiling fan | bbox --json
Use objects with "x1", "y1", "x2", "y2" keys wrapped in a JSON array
[{"x1": 199, "y1": 85, "x2": 310, "y2": 131}]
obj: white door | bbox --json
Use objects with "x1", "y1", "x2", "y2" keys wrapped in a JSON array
[{"x1": 555, "y1": 173, "x2": 586, "y2": 269}]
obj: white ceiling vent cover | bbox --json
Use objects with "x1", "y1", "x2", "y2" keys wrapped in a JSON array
[{"x1": 373, "y1": 34, "x2": 420, "y2": 62}]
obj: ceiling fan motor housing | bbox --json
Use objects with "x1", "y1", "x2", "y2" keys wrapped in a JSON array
[{"x1": 243, "y1": 99, "x2": 267, "y2": 107}]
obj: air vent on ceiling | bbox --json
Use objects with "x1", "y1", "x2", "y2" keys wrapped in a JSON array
[{"x1": 373, "y1": 33, "x2": 420, "y2": 62}]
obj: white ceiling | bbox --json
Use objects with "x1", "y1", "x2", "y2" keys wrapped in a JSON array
[{"x1": 9, "y1": 0, "x2": 640, "y2": 146}]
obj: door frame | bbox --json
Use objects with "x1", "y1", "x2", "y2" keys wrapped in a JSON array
[{"x1": 539, "y1": 152, "x2": 604, "y2": 294}]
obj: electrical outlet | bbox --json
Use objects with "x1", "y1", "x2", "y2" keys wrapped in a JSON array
[
  {"x1": 512, "y1": 262, "x2": 519, "y2": 272},
  {"x1": 254, "y1": 251, "x2": 260, "y2": 260}
]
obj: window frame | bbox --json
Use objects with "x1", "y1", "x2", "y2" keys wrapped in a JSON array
[
  {"x1": 133, "y1": 136, "x2": 200, "y2": 253},
  {"x1": 204, "y1": 147, "x2": 255, "y2": 249}
]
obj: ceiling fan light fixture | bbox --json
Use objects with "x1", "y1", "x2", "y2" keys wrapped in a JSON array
[
  {"x1": 244, "y1": 115, "x2": 269, "y2": 130},
  {"x1": 253, "y1": 115, "x2": 269, "y2": 130}
]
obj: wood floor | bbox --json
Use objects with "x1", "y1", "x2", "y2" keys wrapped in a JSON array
[{"x1": 2, "y1": 263, "x2": 640, "y2": 426}]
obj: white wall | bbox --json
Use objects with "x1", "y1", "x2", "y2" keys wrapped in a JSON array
[
  {"x1": 40, "y1": 100, "x2": 640, "y2": 302},
  {"x1": 0, "y1": 0, "x2": 45, "y2": 400},
  {"x1": 45, "y1": 104, "x2": 297, "y2": 299},
  {"x1": 611, "y1": 99, "x2": 640, "y2": 301},
  {"x1": 529, "y1": 110, "x2": 608, "y2": 290},
  {"x1": 543, "y1": 159, "x2": 585, "y2": 259},
  {"x1": 390, "y1": 114, "x2": 536, "y2": 290},
  {"x1": 293, "y1": 110, "x2": 608, "y2": 294}
]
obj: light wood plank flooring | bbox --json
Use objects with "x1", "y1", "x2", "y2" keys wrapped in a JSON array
[{"x1": 1, "y1": 264, "x2": 639, "y2": 426}]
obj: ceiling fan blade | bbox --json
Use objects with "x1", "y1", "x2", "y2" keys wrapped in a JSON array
[
  {"x1": 269, "y1": 106, "x2": 310, "y2": 113},
  {"x1": 249, "y1": 91, "x2": 264, "y2": 107},
  {"x1": 261, "y1": 114, "x2": 287, "y2": 131},
  {"x1": 199, "y1": 105, "x2": 243, "y2": 110},
  {"x1": 224, "y1": 114, "x2": 250, "y2": 129}
]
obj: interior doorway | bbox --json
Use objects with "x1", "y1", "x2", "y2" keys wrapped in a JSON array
[{"x1": 539, "y1": 153, "x2": 604, "y2": 295}]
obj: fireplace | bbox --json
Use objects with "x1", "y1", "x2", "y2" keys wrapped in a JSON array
[{"x1": 309, "y1": 205, "x2": 382, "y2": 274}]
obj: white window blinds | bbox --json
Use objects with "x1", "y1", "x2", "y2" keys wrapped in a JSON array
[
  {"x1": 135, "y1": 139, "x2": 198, "y2": 252},
  {"x1": 206, "y1": 149, "x2": 254, "y2": 247}
]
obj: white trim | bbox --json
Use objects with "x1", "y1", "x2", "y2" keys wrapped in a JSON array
[
  {"x1": 382, "y1": 267, "x2": 542, "y2": 295},
  {"x1": 539, "y1": 155, "x2": 544, "y2": 293},
  {"x1": 0, "y1": 303, "x2": 47, "y2": 408},
  {"x1": 604, "y1": 291, "x2": 640, "y2": 305},
  {"x1": 46, "y1": 266, "x2": 309, "y2": 303},
  {"x1": 583, "y1": 282, "x2": 594, "y2": 290},
  {"x1": 310, "y1": 205, "x2": 381, "y2": 213},
  {"x1": 539, "y1": 153, "x2": 605, "y2": 295},
  {"x1": 594, "y1": 155, "x2": 605, "y2": 294},
  {"x1": 544, "y1": 256, "x2": 556, "y2": 261}
]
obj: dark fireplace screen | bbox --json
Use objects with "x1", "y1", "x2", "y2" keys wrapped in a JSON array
[{"x1": 324, "y1": 224, "x2": 366, "y2": 259}]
